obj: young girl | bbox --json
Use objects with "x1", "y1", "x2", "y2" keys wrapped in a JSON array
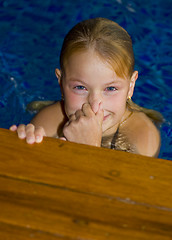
[{"x1": 10, "y1": 17, "x2": 163, "y2": 157}]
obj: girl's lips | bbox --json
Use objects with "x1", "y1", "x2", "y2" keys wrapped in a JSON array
[{"x1": 103, "y1": 114, "x2": 110, "y2": 121}]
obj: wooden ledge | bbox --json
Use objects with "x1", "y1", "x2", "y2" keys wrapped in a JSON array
[{"x1": 0, "y1": 128, "x2": 172, "y2": 239}]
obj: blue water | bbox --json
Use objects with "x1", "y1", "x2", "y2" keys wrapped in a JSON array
[{"x1": 0, "y1": 0, "x2": 171, "y2": 159}]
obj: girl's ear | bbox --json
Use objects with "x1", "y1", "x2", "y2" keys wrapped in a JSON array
[
  {"x1": 128, "y1": 71, "x2": 138, "y2": 98},
  {"x1": 55, "y1": 68, "x2": 62, "y2": 84},
  {"x1": 55, "y1": 68, "x2": 64, "y2": 98}
]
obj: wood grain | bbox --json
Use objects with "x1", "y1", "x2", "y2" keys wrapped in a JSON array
[{"x1": 0, "y1": 128, "x2": 171, "y2": 239}]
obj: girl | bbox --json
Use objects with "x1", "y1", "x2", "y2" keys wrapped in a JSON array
[{"x1": 10, "y1": 18, "x2": 163, "y2": 157}]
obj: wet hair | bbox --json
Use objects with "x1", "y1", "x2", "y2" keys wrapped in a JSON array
[
  {"x1": 60, "y1": 17, "x2": 163, "y2": 125},
  {"x1": 60, "y1": 17, "x2": 134, "y2": 79}
]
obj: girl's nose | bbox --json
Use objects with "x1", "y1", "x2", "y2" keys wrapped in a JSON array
[{"x1": 88, "y1": 92, "x2": 103, "y2": 113}]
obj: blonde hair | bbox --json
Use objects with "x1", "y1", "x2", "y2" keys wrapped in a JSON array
[
  {"x1": 60, "y1": 17, "x2": 134, "y2": 79},
  {"x1": 60, "y1": 17, "x2": 163, "y2": 125},
  {"x1": 127, "y1": 98, "x2": 164, "y2": 126}
]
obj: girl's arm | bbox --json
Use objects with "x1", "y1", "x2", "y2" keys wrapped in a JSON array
[
  {"x1": 134, "y1": 122, "x2": 161, "y2": 158},
  {"x1": 126, "y1": 112, "x2": 161, "y2": 157}
]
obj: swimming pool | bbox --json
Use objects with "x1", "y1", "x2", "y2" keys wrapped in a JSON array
[{"x1": 0, "y1": 0, "x2": 171, "y2": 159}]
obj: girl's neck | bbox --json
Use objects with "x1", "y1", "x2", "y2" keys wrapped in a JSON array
[{"x1": 119, "y1": 109, "x2": 133, "y2": 128}]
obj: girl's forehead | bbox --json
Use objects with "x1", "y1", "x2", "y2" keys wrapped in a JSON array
[
  {"x1": 63, "y1": 54, "x2": 130, "y2": 87},
  {"x1": 64, "y1": 49, "x2": 112, "y2": 72},
  {"x1": 65, "y1": 48, "x2": 103, "y2": 61},
  {"x1": 63, "y1": 49, "x2": 130, "y2": 81},
  {"x1": 64, "y1": 51, "x2": 113, "y2": 74}
]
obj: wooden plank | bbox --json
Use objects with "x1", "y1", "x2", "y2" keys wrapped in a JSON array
[
  {"x1": 0, "y1": 175, "x2": 172, "y2": 240},
  {"x1": 0, "y1": 128, "x2": 172, "y2": 239}
]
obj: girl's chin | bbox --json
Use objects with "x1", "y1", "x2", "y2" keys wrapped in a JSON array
[{"x1": 102, "y1": 119, "x2": 119, "y2": 136}]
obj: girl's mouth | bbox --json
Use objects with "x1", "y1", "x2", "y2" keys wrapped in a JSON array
[{"x1": 103, "y1": 114, "x2": 110, "y2": 121}]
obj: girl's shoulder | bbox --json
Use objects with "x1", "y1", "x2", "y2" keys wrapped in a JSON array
[
  {"x1": 31, "y1": 101, "x2": 67, "y2": 137},
  {"x1": 122, "y1": 111, "x2": 161, "y2": 157}
]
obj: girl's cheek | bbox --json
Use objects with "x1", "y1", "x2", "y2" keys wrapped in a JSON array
[
  {"x1": 104, "y1": 96, "x2": 117, "y2": 108},
  {"x1": 65, "y1": 92, "x2": 86, "y2": 114},
  {"x1": 70, "y1": 92, "x2": 85, "y2": 105},
  {"x1": 104, "y1": 95, "x2": 126, "y2": 112}
]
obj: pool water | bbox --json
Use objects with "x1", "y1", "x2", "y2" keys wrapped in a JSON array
[{"x1": 0, "y1": 0, "x2": 171, "y2": 159}]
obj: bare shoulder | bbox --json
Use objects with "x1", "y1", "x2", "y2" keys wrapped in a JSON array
[
  {"x1": 125, "y1": 111, "x2": 161, "y2": 157},
  {"x1": 31, "y1": 101, "x2": 67, "y2": 137}
]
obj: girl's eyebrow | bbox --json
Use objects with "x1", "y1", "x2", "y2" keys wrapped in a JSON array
[
  {"x1": 68, "y1": 78, "x2": 123, "y2": 86},
  {"x1": 105, "y1": 80, "x2": 123, "y2": 86},
  {"x1": 68, "y1": 78, "x2": 86, "y2": 84}
]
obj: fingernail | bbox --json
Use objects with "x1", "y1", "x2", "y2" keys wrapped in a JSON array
[
  {"x1": 10, "y1": 125, "x2": 16, "y2": 131},
  {"x1": 19, "y1": 132, "x2": 26, "y2": 139},
  {"x1": 36, "y1": 136, "x2": 42, "y2": 143},
  {"x1": 27, "y1": 138, "x2": 34, "y2": 144}
]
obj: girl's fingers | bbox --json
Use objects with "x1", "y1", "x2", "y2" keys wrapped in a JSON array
[
  {"x1": 59, "y1": 137, "x2": 67, "y2": 141},
  {"x1": 69, "y1": 114, "x2": 76, "y2": 121},
  {"x1": 17, "y1": 124, "x2": 27, "y2": 139},
  {"x1": 9, "y1": 125, "x2": 17, "y2": 131},
  {"x1": 82, "y1": 103, "x2": 104, "y2": 124},
  {"x1": 25, "y1": 124, "x2": 36, "y2": 144},
  {"x1": 66, "y1": 114, "x2": 76, "y2": 126},
  {"x1": 82, "y1": 103, "x2": 94, "y2": 117},
  {"x1": 75, "y1": 109, "x2": 84, "y2": 119},
  {"x1": 10, "y1": 123, "x2": 45, "y2": 144},
  {"x1": 96, "y1": 103, "x2": 104, "y2": 124},
  {"x1": 34, "y1": 126, "x2": 46, "y2": 143}
]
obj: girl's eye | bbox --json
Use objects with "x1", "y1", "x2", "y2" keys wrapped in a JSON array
[
  {"x1": 105, "y1": 86, "x2": 116, "y2": 91},
  {"x1": 74, "y1": 85, "x2": 87, "y2": 90}
]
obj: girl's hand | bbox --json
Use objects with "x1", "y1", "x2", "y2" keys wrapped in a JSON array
[
  {"x1": 10, "y1": 124, "x2": 46, "y2": 144},
  {"x1": 63, "y1": 103, "x2": 104, "y2": 147}
]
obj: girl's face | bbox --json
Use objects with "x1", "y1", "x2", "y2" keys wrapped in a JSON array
[{"x1": 57, "y1": 49, "x2": 137, "y2": 136}]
